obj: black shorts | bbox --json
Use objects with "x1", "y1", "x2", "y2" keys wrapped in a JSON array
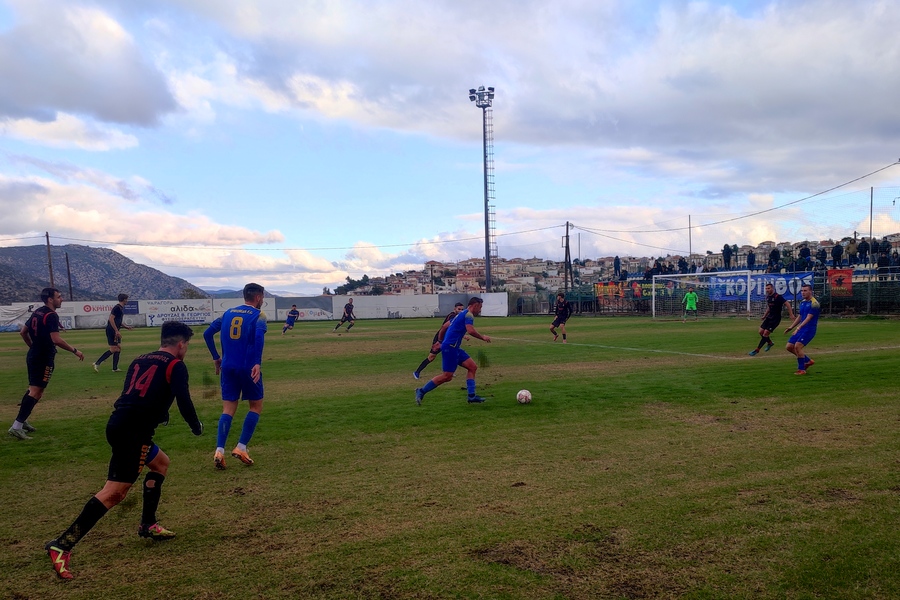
[
  {"x1": 552, "y1": 317, "x2": 568, "y2": 328},
  {"x1": 106, "y1": 421, "x2": 154, "y2": 484},
  {"x1": 340, "y1": 316, "x2": 354, "y2": 324},
  {"x1": 26, "y1": 354, "x2": 55, "y2": 388},
  {"x1": 105, "y1": 327, "x2": 120, "y2": 346},
  {"x1": 761, "y1": 317, "x2": 781, "y2": 333}
]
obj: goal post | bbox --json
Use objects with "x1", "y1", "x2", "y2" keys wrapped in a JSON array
[{"x1": 652, "y1": 270, "x2": 753, "y2": 319}]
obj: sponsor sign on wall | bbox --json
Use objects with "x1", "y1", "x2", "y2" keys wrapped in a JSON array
[{"x1": 141, "y1": 299, "x2": 214, "y2": 326}]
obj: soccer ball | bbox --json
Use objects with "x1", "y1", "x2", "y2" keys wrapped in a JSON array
[{"x1": 516, "y1": 389, "x2": 532, "y2": 404}]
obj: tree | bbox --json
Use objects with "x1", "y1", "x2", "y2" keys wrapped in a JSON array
[
  {"x1": 371, "y1": 285, "x2": 385, "y2": 296},
  {"x1": 322, "y1": 287, "x2": 333, "y2": 295},
  {"x1": 181, "y1": 287, "x2": 207, "y2": 299}
]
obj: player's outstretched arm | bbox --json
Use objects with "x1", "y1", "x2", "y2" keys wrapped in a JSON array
[
  {"x1": 171, "y1": 362, "x2": 203, "y2": 435},
  {"x1": 466, "y1": 324, "x2": 491, "y2": 343}
]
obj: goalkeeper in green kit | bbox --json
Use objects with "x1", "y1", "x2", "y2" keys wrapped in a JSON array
[{"x1": 682, "y1": 286, "x2": 699, "y2": 322}]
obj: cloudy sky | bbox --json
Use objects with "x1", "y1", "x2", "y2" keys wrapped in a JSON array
[{"x1": 2, "y1": 0, "x2": 900, "y2": 294}]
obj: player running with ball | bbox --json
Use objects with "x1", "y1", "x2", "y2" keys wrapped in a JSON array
[{"x1": 415, "y1": 297, "x2": 491, "y2": 405}]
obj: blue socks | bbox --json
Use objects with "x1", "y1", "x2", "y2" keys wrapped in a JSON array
[
  {"x1": 217, "y1": 414, "x2": 233, "y2": 449},
  {"x1": 239, "y1": 411, "x2": 260, "y2": 446},
  {"x1": 467, "y1": 379, "x2": 476, "y2": 398},
  {"x1": 422, "y1": 380, "x2": 437, "y2": 394}
]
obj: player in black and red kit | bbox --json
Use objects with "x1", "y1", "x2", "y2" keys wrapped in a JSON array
[
  {"x1": 332, "y1": 297, "x2": 356, "y2": 332},
  {"x1": 413, "y1": 302, "x2": 466, "y2": 380},
  {"x1": 8, "y1": 287, "x2": 84, "y2": 440},
  {"x1": 550, "y1": 292, "x2": 573, "y2": 343},
  {"x1": 749, "y1": 283, "x2": 795, "y2": 355},
  {"x1": 93, "y1": 293, "x2": 133, "y2": 372},
  {"x1": 45, "y1": 321, "x2": 203, "y2": 580}
]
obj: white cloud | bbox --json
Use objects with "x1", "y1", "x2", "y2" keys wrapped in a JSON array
[{"x1": 0, "y1": 113, "x2": 138, "y2": 150}]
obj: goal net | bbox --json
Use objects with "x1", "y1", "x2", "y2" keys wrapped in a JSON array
[{"x1": 651, "y1": 271, "x2": 754, "y2": 319}]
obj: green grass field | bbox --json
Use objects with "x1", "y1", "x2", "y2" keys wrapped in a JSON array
[{"x1": 1, "y1": 315, "x2": 898, "y2": 599}]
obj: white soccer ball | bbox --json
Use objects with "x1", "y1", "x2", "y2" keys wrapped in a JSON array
[{"x1": 516, "y1": 389, "x2": 532, "y2": 404}]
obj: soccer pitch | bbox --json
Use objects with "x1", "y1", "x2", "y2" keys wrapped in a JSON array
[{"x1": 1, "y1": 316, "x2": 898, "y2": 599}]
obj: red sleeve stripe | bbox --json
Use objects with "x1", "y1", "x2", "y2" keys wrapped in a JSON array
[{"x1": 165, "y1": 359, "x2": 181, "y2": 383}]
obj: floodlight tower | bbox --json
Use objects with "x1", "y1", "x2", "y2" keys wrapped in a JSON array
[{"x1": 469, "y1": 85, "x2": 496, "y2": 292}]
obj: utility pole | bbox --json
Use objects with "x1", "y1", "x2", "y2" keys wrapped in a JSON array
[
  {"x1": 563, "y1": 221, "x2": 574, "y2": 292},
  {"x1": 45, "y1": 232, "x2": 55, "y2": 288},
  {"x1": 65, "y1": 252, "x2": 74, "y2": 301}
]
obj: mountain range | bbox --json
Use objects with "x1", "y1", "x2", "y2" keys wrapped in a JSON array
[{"x1": 0, "y1": 244, "x2": 207, "y2": 304}]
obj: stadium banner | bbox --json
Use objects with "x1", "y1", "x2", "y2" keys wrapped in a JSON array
[
  {"x1": 75, "y1": 313, "x2": 144, "y2": 329},
  {"x1": 275, "y1": 296, "x2": 334, "y2": 321},
  {"x1": 2, "y1": 302, "x2": 77, "y2": 330},
  {"x1": 72, "y1": 300, "x2": 139, "y2": 316},
  {"x1": 630, "y1": 281, "x2": 667, "y2": 298},
  {"x1": 594, "y1": 282, "x2": 624, "y2": 297},
  {"x1": 141, "y1": 299, "x2": 214, "y2": 326},
  {"x1": 277, "y1": 307, "x2": 331, "y2": 321},
  {"x1": 710, "y1": 272, "x2": 814, "y2": 301},
  {"x1": 827, "y1": 269, "x2": 853, "y2": 297}
]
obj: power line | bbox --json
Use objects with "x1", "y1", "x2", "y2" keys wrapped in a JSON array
[
  {"x1": 574, "y1": 161, "x2": 900, "y2": 234},
  {"x1": 50, "y1": 225, "x2": 564, "y2": 252}
]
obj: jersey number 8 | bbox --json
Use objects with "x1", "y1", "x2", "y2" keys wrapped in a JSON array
[{"x1": 229, "y1": 316, "x2": 244, "y2": 340}]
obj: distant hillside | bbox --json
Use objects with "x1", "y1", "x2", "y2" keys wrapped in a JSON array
[
  {"x1": 202, "y1": 288, "x2": 280, "y2": 299},
  {"x1": 0, "y1": 244, "x2": 208, "y2": 304}
]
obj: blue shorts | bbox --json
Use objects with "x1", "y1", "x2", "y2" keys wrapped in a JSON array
[
  {"x1": 220, "y1": 366, "x2": 264, "y2": 401},
  {"x1": 789, "y1": 329, "x2": 816, "y2": 346},
  {"x1": 440, "y1": 346, "x2": 470, "y2": 373}
]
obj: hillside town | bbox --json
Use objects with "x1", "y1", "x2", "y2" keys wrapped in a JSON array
[{"x1": 341, "y1": 235, "x2": 900, "y2": 295}]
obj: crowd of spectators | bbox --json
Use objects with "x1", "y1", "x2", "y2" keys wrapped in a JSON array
[{"x1": 621, "y1": 236, "x2": 899, "y2": 281}]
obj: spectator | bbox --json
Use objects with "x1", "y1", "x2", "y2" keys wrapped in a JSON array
[
  {"x1": 747, "y1": 250, "x2": 756, "y2": 271},
  {"x1": 877, "y1": 252, "x2": 889, "y2": 281},
  {"x1": 858, "y1": 237, "x2": 870, "y2": 264},
  {"x1": 722, "y1": 244, "x2": 733, "y2": 270},
  {"x1": 831, "y1": 242, "x2": 843, "y2": 267},
  {"x1": 847, "y1": 238, "x2": 858, "y2": 266},
  {"x1": 768, "y1": 248, "x2": 780, "y2": 270},
  {"x1": 799, "y1": 245, "x2": 811, "y2": 270},
  {"x1": 613, "y1": 255, "x2": 621, "y2": 278},
  {"x1": 892, "y1": 250, "x2": 900, "y2": 280}
]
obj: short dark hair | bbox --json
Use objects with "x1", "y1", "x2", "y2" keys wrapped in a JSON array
[
  {"x1": 468, "y1": 297, "x2": 483, "y2": 306},
  {"x1": 161, "y1": 321, "x2": 193, "y2": 346},
  {"x1": 801, "y1": 283, "x2": 813, "y2": 291},
  {"x1": 454, "y1": 302, "x2": 464, "y2": 307},
  {"x1": 557, "y1": 292, "x2": 565, "y2": 298},
  {"x1": 243, "y1": 283, "x2": 265, "y2": 301},
  {"x1": 40, "y1": 287, "x2": 59, "y2": 303},
  {"x1": 117, "y1": 293, "x2": 129, "y2": 303}
]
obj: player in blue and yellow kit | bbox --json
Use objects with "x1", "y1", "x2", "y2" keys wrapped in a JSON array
[
  {"x1": 282, "y1": 304, "x2": 300, "y2": 335},
  {"x1": 203, "y1": 283, "x2": 267, "y2": 468},
  {"x1": 415, "y1": 297, "x2": 491, "y2": 405},
  {"x1": 784, "y1": 283, "x2": 820, "y2": 375}
]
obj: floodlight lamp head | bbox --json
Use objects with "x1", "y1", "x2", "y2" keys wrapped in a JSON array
[
  {"x1": 478, "y1": 85, "x2": 485, "y2": 91},
  {"x1": 487, "y1": 87, "x2": 494, "y2": 93},
  {"x1": 469, "y1": 94, "x2": 477, "y2": 101},
  {"x1": 469, "y1": 88, "x2": 477, "y2": 94}
]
